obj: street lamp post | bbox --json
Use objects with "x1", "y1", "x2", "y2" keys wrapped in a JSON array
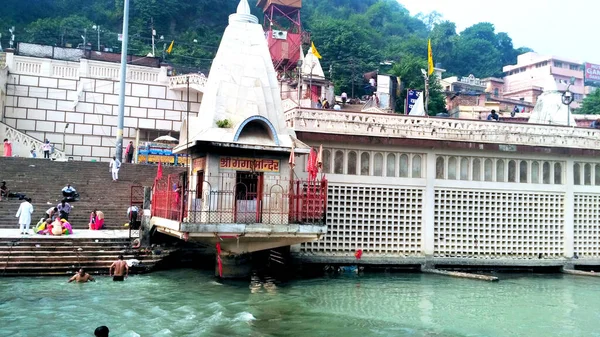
[
  {"x1": 92, "y1": 25, "x2": 101, "y2": 51},
  {"x1": 562, "y1": 83, "x2": 575, "y2": 127},
  {"x1": 297, "y1": 59, "x2": 303, "y2": 107}
]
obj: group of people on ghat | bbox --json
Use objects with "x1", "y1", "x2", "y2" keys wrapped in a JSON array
[{"x1": 11, "y1": 182, "x2": 108, "y2": 235}]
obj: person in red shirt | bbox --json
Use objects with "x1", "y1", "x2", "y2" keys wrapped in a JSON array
[{"x1": 125, "y1": 141, "x2": 135, "y2": 163}]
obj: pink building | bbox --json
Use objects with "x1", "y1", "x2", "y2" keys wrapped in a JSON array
[{"x1": 503, "y1": 52, "x2": 585, "y2": 108}]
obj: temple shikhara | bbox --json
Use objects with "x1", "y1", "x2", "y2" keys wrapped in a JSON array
[{"x1": 1, "y1": 0, "x2": 600, "y2": 277}]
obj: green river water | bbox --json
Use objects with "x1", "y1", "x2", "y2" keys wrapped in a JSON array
[{"x1": 1, "y1": 269, "x2": 599, "y2": 337}]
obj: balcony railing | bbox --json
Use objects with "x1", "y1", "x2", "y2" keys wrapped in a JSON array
[
  {"x1": 151, "y1": 173, "x2": 327, "y2": 225},
  {"x1": 168, "y1": 73, "x2": 207, "y2": 93},
  {"x1": 285, "y1": 108, "x2": 600, "y2": 151}
]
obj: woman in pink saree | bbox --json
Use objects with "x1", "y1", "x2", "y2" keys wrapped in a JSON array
[
  {"x1": 89, "y1": 209, "x2": 105, "y2": 230},
  {"x1": 3, "y1": 139, "x2": 12, "y2": 157}
]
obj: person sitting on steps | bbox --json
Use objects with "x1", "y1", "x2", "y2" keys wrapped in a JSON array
[
  {"x1": 1, "y1": 181, "x2": 26, "y2": 201},
  {"x1": 0, "y1": 181, "x2": 9, "y2": 200},
  {"x1": 61, "y1": 184, "x2": 80, "y2": 201}
]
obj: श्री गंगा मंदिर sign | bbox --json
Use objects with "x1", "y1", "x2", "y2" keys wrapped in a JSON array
[{"x1": 219, "y1": 157, "x2": 280, "y2": 172}]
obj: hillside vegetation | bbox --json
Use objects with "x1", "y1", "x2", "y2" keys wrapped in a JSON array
[{"x1": 1, "y1": 0, "x2": 529, "y2": 112}]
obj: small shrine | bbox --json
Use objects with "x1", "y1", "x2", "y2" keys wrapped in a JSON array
[{"x1": 149, "y1": 0, "x2": 327, "y2": 278}]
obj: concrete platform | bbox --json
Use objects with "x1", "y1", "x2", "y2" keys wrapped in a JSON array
[{"x1": 0, "y1": 229, "x2": 131, "y2": 239}]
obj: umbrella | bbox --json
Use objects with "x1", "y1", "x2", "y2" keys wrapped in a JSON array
[{"x1": 153, "y1": 135, "x2": 179, "y2": 143}]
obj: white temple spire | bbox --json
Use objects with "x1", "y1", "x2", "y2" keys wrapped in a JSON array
[{"x1": 237, "y1": 0, "x2": 251, "y2": 15}]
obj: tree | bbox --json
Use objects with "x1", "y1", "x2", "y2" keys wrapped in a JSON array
[
  {"x1": 429, "y1": 21, "x2": 457, "y2": 73},
  {"x1": 576, "y1": 89, "x2": 600, "y2": 115},
  {"x1": 391, "y1": 54, "x2": 446, "y2": 115}
]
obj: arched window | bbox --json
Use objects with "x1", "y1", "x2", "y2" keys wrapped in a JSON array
[
  {"x1": 573, "y1": 163, "x2": 581, "y2": 185},
  {"x1": 584, "y1": 163, "x2": 592, "y2": 185},
  {"x1": 448, "y1": 157, "x2": 457, "y2": 180},
  {"x1": 334, "y1": 150, "x2": 344, "y2": 174},
  {"x1": 508, "y1": 160, "x2": 516, "y2": 182},
  {"x1": 531, "y1": 161, "x2": 540, "y2": 184},
  {"x1": 347, "y1": 151, "x2": 357, "y2": 175},
  {"x1": 436, "y1": 157, "x2": 445, "y2": 179},
  {"x1": 386, "y1": 153, "x2": 396, "y2": 177},
  {"x1": 322, "y1": 149, "x2": 331, "y2": 174},
  {"x1": 460, "y1": 158, "x2": 469, "y2": 180},
  {"x1": 543, "y1": 162, "x2": 551, "y2": 184},
  {"x1": 519, "y1": 161, "x2": 528, "y2": 183},
  {"x1": 412, "y1": 155, "x2": 422, "y2": 178},
  {"x1": 399, "y1": 154, "x2": 409, "y2": 177},
  {"x1": 496, "y1": 159, "x2": 505, "y2": 182},
  {"x1": 360, "y1": 152, "x2": 370, "y2": 175},
  {"x1": 595, "y1": 164, "x2": 600, "y2": 186},
  {"x1": 484, "y1": 159, "x2": 493, "y2": 182},
  {"x1": 554, "y1": 163, "x2": 562, "y2": 185},
  {"x1": 472, "y1": 158, "x2": 481, "y2": 181},
  {"x1": 374, "y1": 153, "x2": 384, "y2": 176}
]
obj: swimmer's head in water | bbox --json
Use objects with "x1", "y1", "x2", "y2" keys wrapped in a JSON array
[
  {"x1": 118, "y1": 255, "x2": 124, "y2": 260},
  {"x1": 94, "y1": 326, "x2": 109, "y2": 337},
  {"x1": 79, "y1": 268, "x2": 85, "y2": 275}
]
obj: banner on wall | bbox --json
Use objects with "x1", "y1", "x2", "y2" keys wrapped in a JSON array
[{"x1": 405, "y1": 89, "x2": 422, "y2": 115}]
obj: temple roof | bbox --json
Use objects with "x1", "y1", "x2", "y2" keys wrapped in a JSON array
[
  {"x1": 301, "y1": 47, "x2": 325, "y2": 79},
  {"x1": 177, "y1": 0, "x2": 306, "y2": 154}
]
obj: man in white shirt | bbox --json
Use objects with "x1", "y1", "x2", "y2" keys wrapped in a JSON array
[
  {"x1": 42, "y1": 140, "x2": 52, "y2": 159},
  {"x1": 110, "y1": 156, "x2": 121, "y2": 181},
  {"x1": 341, "y1": 92, "x2": 348, "y2": 105},
  {"x1": 16, "y1": 198, "x2": 34, "y2": 235},
  {"x1": 62, "y1": 184, "x2": 77, "y2": 198}
]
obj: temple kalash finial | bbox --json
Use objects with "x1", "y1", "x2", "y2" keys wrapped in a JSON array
[
  {"x1": 230, "y1": 0, "x2": 258, "y2": 24},
  {"x1": 237, "y1": 0, "x2": 251, "y2": 15}
]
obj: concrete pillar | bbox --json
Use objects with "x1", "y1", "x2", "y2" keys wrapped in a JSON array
[
  {"x1": 140, "y1": 209, "x2": 152, "y2": 247},
  {"x1": 423, "y1": 150, "x2": 436, "y2": 256},
  {"x1": 143, "y1": 186, "x2": 152, "y2": 210},
  {"x1": 134, "y1": 128, "x2": 140, "y2": 164},
  {"x1": 564, "y1": 158, "x2": 575, "y2": 258},
  {"x1": 217, "y1": 253, "x2": 252, "y2": 279}
]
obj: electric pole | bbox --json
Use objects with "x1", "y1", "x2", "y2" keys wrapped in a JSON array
[{"x1": 115, "y1": 0, "x2": 130, "y2": 161}]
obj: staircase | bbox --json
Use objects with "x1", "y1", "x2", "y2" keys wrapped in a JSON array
[
  {"x1": 0, "y1": 157, "x2": 184, "y2": 230},
  {"x1": 0, "y1": 236, "x2": 173, "y2": 276}
]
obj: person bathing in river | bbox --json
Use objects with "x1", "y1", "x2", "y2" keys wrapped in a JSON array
[
  {"x1": 68, "y1": 268, "x2": 95, "y2": 283},
  {"x1": 109, "y1": 255, "x2": 129, "y2": 281}
]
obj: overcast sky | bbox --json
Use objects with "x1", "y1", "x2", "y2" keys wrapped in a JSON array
[{"x1": 399, "y1": 0, "x2": 599, "y2": 64}]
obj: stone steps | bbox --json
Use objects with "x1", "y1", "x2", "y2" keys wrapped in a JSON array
[
  {"x1": 0, "y1": 235, "x2": 174, "y2": 276},
  {"x1": 0, "y1": 157, "x2": 184, "y2": 229}
]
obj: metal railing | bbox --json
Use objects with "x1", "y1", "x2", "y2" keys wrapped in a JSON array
[{"x1": 151, "y1": 173, "x2": 327, "y2": 225}]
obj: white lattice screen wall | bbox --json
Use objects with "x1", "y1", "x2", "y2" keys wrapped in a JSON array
[
  {"x1": 301, "y1": 184, "x2": 424, "y2": 256},
  {"x1": 434, "y1": 189, "x2": 564, "y2": 258},
  {"x1": 574, "y1": 194, "x2": 600, "y2": 258}
]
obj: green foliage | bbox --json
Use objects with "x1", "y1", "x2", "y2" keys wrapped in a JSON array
[
  {"x1": 216, "y1": 119, "x2": 232, "y2": 128},
  {"x1": 576, "y1": 89, "x2": 600, "y2": 115},
  {"x1": 1, "y1": 0, "x2": 528, "y2": 107},
  {"x1": 390, "y1": 54, "x2": 446, "y2": 115}
]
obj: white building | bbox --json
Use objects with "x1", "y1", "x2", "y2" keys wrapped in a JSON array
[{"x1": 0, "y1": 46, "x2": 203, "y2": 161}]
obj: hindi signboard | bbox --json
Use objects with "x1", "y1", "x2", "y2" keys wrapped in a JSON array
[
  {"x1": 405, "y1": 89, "x2": 422, "y2": 115},
  {"x1": 219, "y1": 157, "x2": 280, "y2": 173},
  {"x1": 585, "y1": 63, "x2": 600, "y2": 87}
]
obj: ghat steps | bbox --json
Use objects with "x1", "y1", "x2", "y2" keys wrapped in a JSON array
[
  {"x1": 0, "y1": 237, "x2": 173, "y2": 276},
  {"x1": 0, "y1": 157, "x2": 183, "y2": 230}
]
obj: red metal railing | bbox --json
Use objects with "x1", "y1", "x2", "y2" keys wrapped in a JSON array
[
  {"x1": 152, "y1": 174, "x2": 185, "y2": 222},
  {"x1": 151, "y1": 173, "x2": 327, "y2": 225}
]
